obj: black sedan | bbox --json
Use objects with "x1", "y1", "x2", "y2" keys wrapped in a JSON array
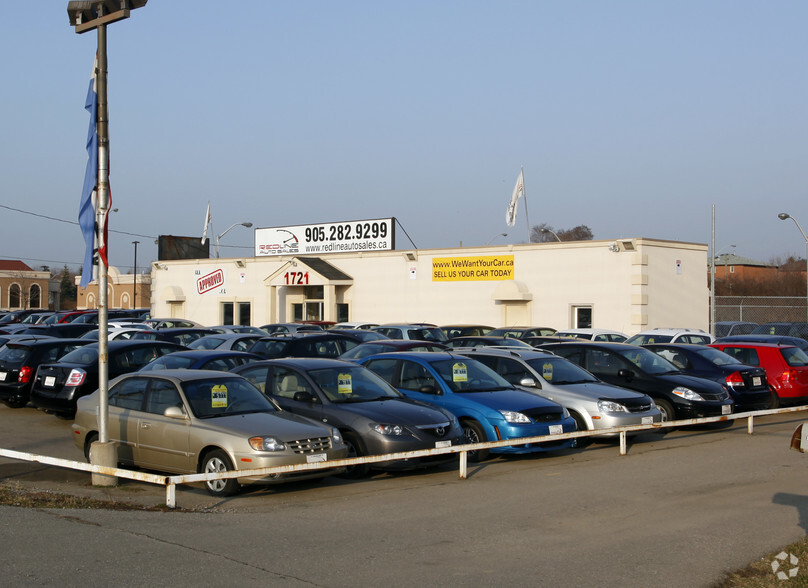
[
  {"x1": 232, "y1": 358, "x2": 464, "y2": 477},
  {"x1": 0, "y1": 338, "x2": 91, "y2": 408},
  {"x1": 540, "y1": 341, "x2": 734, "y2": 422},
  {"x1": 249, "y1": 333, "x2": 362, "y2": 360},
  {"x1": 643, "y1": 343, "x2": 772, "y2": 411},
  {"x1": 130, "y1": 328, "x2": 218, "y2": 346},
  {"x1": 30, "y1": 340, "x2": 187, "y2": 417},
  {"x1": 339, "y1": 339, "x2": 448, "y2": 361}
]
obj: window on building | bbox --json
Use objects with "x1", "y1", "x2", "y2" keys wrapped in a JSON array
[
  {"x1": 221, "y1": 302, "x2": 234, "y2": 325},
  {"x1": 572, "y1": 306, "x2": 592, "y2": 329},
  {"x1": 29, "y1": 284, "x2": 40, "y2": 308},
  {"x1": 337, "y1": 303, "x2": 349, "y2": 323},
  {"x1": 9, "y1": 284, "x2": 21, "y2": 308},
  {"x1": 238, "y1": 302, "x2": 251, "y2": 326}
]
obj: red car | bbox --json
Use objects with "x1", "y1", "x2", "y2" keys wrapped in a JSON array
[{"x1": 709, "y1": 342, "x2": 808, "y2": 408}]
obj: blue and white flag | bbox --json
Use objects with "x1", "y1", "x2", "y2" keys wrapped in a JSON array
[{"x1": 79, "y1": 59, "x2": 98, "y2": 288}]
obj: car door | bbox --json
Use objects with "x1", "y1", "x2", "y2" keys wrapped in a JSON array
[
  {"x1": 267, "y1": 366, "x2": 338, "y2": 427},
  {"x1": 106, "y1": 377, "x2": 147, "y2": 465},
  {"x1": 136, "y1": 377, "x2": 192, "y2": 473}
]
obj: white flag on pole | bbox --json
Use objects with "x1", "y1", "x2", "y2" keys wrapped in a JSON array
[
  {"x1": 505, "y1": 169, "x2": 525, "y2": 227},
  {"x1": 201, "y1": 201, "x2": 211, "y2": 244}
]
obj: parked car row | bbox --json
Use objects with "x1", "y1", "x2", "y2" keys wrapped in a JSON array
[{"x1": 2, "y1": 318, "x2": 807, "y2": 500}]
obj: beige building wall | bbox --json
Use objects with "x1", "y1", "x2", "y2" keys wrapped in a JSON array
[
  {"x1": 149, "y1": 238, "x2": 708, "y2": 336},
  {"x1": 76, "y1": 266, "x2": 152, "y2": 310}
]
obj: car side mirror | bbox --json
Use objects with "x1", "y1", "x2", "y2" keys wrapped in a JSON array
[
  {"x1": 618, "y1": 368, "x2": 635, "y2": 381},
  {"x1": 520, "y1": 377, "x2": 539, "y2": 388},
  {"x1": 293, "y1": 391, "x2": 318, "y2": 403},
  {"x1": 419, "y1": 384, "x2": 441, "y2": 395},
  {"x1": 163, "y1": 406, "x2": 187, "y2": 419}
]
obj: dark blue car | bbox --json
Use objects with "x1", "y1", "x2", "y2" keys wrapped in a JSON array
[
  {"x1": 138, "y1": 349, "x2": 261, "y2": 372},
  {"x1": 358, "y1": 351, "x2": 577, "y2": 461}
]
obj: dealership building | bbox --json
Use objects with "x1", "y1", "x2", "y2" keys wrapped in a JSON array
[{"x1": 147, "y1": 220, "x2": 709, "y2": 335}]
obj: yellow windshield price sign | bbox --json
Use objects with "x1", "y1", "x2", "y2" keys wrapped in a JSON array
[
  {"x1": 211, "y1": 384, "x2": 228, "y2": 408},
  {"x1": 453, "y1": 362, "x2": 468, "y2": 383},
  {"x1": 338, "y1": 373, "x2": 353, "y2": 394},
  {"x1": 542, "y1": 362, "x2": 553, "y2": 381},
  {"x1": 432, "y1": 255, "x2": 515, "y2": 281}
]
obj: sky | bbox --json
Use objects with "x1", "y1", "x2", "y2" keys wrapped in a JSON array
[{"x1": 1, "y1": 1, "x2": 807, "y2": 275}]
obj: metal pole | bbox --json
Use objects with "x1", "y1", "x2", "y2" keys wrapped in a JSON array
[
  {"x1": 710, "y1": 205, "x2": 715, "y2": 335},
  {"x1": 132, "y1": 240, "x2": 139, "y2": 309},
  {"x1": 96, "y1": 22, "x2": 110, "y2": 447}
]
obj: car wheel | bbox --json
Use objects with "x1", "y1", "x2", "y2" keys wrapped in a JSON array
[
  {"x1": 462, "y1": 420, "x2": 489, "y2": 462},
  {"x1": 338, "y1": 432, "x2": 370, "y2": 479},
  {"x1": 84, "y1": 432, "x2": 98, "y2": 463},
  {"x1": 201, "y1": 450, "x2": 241, "y2": 497},
  {"x1": 570, "y1": 412, "x2": 591, "y2": 447},
  {"x1": 769, "y1": 388, "x2": 780, "y2": 410},
  {"x1": 655, "y1": 399, "x2": 675, "y2": 424}
]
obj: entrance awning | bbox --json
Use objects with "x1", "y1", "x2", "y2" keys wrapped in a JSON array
[
  {"x1": 491, "y1": 280, "x2": 533, "y2": 301},
  {"x1": 264, "y1": 257, "x2": 354, "y2": 286}
]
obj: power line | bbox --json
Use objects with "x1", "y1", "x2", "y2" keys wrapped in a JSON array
[{"x1": 0, "y1": 203, "x2": 156, "y2": 239}]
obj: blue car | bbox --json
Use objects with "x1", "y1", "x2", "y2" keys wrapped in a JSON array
[{"x1": 358, "y1": 351, "x2": 577, "y2": 461}]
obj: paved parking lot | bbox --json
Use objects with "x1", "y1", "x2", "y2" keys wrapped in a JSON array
[{"x1": 2, "y1": 403, "x2": 808, "y2": 586}]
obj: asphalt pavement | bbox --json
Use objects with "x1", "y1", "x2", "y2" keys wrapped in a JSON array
[{"x1": 1, "y1": 404, "x2": 808, "y2": 586}]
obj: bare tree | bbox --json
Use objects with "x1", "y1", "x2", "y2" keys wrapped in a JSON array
[{"x1": 530, "y1": 223, "x2": 594, "y2": 243}]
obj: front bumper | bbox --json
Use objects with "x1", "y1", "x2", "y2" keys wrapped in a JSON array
[
  {"x1": 232, "y1": 447, "x2": 350, "y2": 485},
  {"x1": 489, "y1": 417, "x2": 577, "y2": 454},
  {"x1": 589, "y1": 409, "x2": 662, "y2": 435}
]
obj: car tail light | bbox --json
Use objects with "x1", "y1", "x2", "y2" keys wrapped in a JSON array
[
  {"x1": 725, "y1": 372, "x2": 745, "y2": 388},
  {"x1": 66, "y1": 369, "x2": 86, "y2": 387},
  {"x1": 18, "y1": 366, "x2": 32, "y2": 384},
  {"x1": 782, "y1": 370, "x2": 797, "y2": 385}
]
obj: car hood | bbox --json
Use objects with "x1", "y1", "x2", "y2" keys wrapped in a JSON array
[
  {"x1": 454, "y1": 387, "x2": 561, "y2": 411},
  {"x1": 654, "y1": 372, "x2": 727, "y2": 392},
  {"x1": 194, "y1": 410, "x2": 332, "y2": 441},
  {"x1": 328, "y1": 397, "x2": 450, "y2": 425},
  {"x1": 550, "y1": 381, "x2": 647, "y2": 402}
]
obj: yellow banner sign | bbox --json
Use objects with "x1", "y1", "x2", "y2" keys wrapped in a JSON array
[{"x1": 432, "y1": 255, "x2": 515, "y2": 281}]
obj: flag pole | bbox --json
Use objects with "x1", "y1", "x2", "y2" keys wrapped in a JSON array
[{"x1": 521, "y1": 166, "x2": 531, "y2": 242}]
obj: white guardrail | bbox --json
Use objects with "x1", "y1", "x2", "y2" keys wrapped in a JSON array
[{"x1": 1, "y1": 406, "x2": 807, "y2": 509}]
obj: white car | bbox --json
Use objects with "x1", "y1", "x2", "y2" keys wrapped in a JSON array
[
  {"x1": 555, "y1": 328, "x2": 627, "y2": 342},
  {"x1": 625, "y1": 328, "x2": 714, "y2": 345}
]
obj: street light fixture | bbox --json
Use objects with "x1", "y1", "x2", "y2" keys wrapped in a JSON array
[
  {"x1": 67, "y1": 0, "x2": 147, "y2": 485},
  {"x1": 540, "y1": 228, "x2": 561, "y2": 242},
  {"x1": 778, "y1": 212, "x2": 808, "y2": 322},
  {"x1": 216, "y1": 222, "x2": 253, "y2": 258},
  {"x1": 486, "y1": 232, "x2": 507, "y2": 245}
]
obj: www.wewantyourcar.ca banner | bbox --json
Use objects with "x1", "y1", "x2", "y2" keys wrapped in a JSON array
[{"x1": 255, "y1": 218, "x2": 395, "y2": 256}]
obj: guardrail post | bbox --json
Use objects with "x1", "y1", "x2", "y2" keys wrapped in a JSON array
[
  {"x1": 748, "y1": 415, "x2": 754, "y2": 435},
  {"x1": 459, "y1": 451, "x2": 467, "y2": 479},
  {"x1": 619, "y1": 431, "x2": 627, "y2": 456},
  {"x1": 166, "y1": 481, "x2": 176, "y2": 509}
]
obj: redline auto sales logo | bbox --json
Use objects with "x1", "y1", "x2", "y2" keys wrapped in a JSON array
[{"x1": 197, "y1": 269, "x2": 224, "y2": 294}]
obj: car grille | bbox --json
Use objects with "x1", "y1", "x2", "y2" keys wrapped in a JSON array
[
  {"x1": 698, "y1": 390, "x2": 730, "y2": 402},
  {"x1": 288, "y1": 437, "x2": 332, "y2": 454},
  {"x1": 522, "y1": 407, "x2": 564, "y2": 423},
  {"x1": 415, "y1": 421, "x2": 452, "y2": 439},
  {"x1": 626, "y1": 402, "x2": 654, "y2": 413}
]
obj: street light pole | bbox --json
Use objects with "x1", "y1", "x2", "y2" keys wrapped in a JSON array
[
  {"x1": 68, "y1": 0, "x2": 147, "y2": 486},
  {"x1": 778, "y1": 212, "x2": 808, "y2": 323},
  {"x1": 216, "y1": 222, "x2": 253, "y2": 258},
  {"x1": 132, "y1": 240, "x2": 139, "y2": 309},
  {"x1": 486, "y1": 232, "x2": 507, "y2": 245},
  {"x1": 540, "y1": 228, "x2": 561, "y2": 242}
]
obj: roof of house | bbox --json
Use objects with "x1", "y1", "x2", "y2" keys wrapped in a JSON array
[
  {"x1": 713, "y1": 253, "x2": 773, "y2": 268},
  {"x1": 0, "y1": 260, "x2": 34, "y2": 272}
]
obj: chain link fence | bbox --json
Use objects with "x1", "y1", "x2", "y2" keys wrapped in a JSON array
[{"x1": 715, "y1": 296, "x2": 808, "y2": 324}]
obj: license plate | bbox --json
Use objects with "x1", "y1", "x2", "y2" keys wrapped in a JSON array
[
  {"x1": 44, "y1": 376, "x2": 56, "y2": 388},
  {"x1": 0, "y1": 372, "x2": 6, "y2": 382},
  {"x1": 435, "y1": 440, "x2": 452, "y2": 448},
  {"x1": 642, "y1": 416, "x2": 654, "y2": 425},
  {"x1": 306, "y1": 453, "x2": 326, "y2": 463},
  {"x1": 753, "y1": 376, "x2": 762, "y2": 386},
  {"x1": 549, "y1": 424, "x2": 563, "y2": 435},
  {"x1": 722, "y1": 404, "x2": 732, "y2": 415}
]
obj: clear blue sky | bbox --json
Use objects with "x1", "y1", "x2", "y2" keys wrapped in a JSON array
[{"x1": 1, "y1": 1, "x2": 806, "y2": 274}]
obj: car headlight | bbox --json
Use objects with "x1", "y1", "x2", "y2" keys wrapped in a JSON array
[
  {"x1": 597, "y1": 400, "x2": 629, "y2": 413},
  {"x1": 248, "y1": 436, "x2": 286, "y2": 451},
  {"x1": 330, "y1": 428, "x2": 342, "y2": 445},
  {"x1": 672, "y1": 387, "x2": 705, "y2": 402},
  {"x1": 371, "y1": 423, "x2": 406, "y2": 436},
  {"x1": 561, "y1": 407, "x2": 570, "y2": 419},
  {"x1": 499, "y1": 410, "x2": 531, "y2": 424}
]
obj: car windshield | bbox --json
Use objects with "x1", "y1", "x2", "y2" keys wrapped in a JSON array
[
  {"x1": 525, "y1": 357, "x2": 598, "y2": 384},
  {"x1": 430, "y1": 358, "x2": 512, "y2": 392},
  {"x1": 781, "y1": 347, "x2": 808, "y2": 367},
  {"x1": 615, "y1": 346, "x2": 678, "y2": 374},
  {"x1": 59, "y1": 346, "x2": 99, "y2": 365},
  {"x1": 140, "y1": 356, "x2": 195, "y2": 371},
  {"x1": 308, "y1": 366, "x2": 401, "y2": 402},
  {"x1": 188, "y1": 337, "x2": 225, "y2": 350},
  {"x1": 182, "y1": 377, "x2": 276, "y2": 418},
  {"x1": 340, "y1": 343, "x2": 385, "y2": 360},
  {"x1": 409, "y1": 328, "x2": 448, "y2": 342},
  {"x1": 251, "y1": 339, "x2": 292, "y2": 358},
  {"x1": 625, "y1": 334, "x2": 674, "y2": 345},
  {"x1": 693, "y1": 347, "x2": 742, "y2": 366}
]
